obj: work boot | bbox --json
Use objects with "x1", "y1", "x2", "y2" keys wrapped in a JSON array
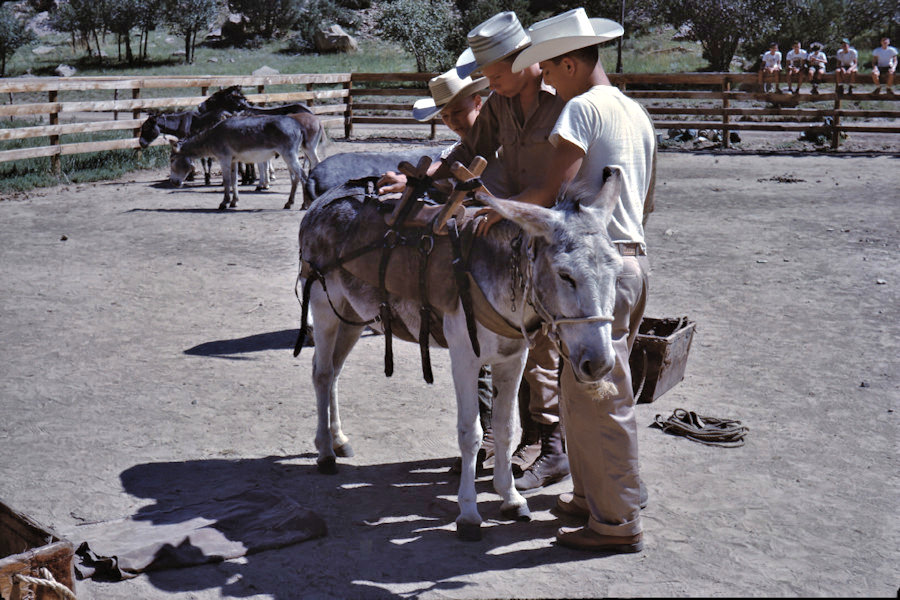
[
  {"x1": 514, "y1": 421, "x2": 570, "y2": 491},
  {"x1": 511, "y1": 416, "x2": 541, "y2": 477}
]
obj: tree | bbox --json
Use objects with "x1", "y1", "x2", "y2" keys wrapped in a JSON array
[
  {"x1": 0, "y1": 3, "x2": 36, "y2": 76},
  {"x1": 451, "y1": 0, "x2": 533, "y2": 59},
  {"x1": 107, "y1": 0, "x2": 141, "y2": 63},
  {"x1": 164, "y1": 0, "x2": 219, "y2": 63},
  {"x1": 661, "y1": 0, "x2": 780, "y2": 71},
  {"x1": 228, "y1": 0, "x2": 302, "y2": 39},
  {"x1": 50, "y1": 0, "x2": 105, "y2": 58},
  {"x1": 379, "y1": 0, "x2": 459, "y2": 72}
]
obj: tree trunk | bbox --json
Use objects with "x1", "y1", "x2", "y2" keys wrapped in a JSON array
[
  {"x1": 125, "y1": 32, "x2": 133, "y2": 64},
  {"x1": 185, "y1": 31, "x2": 191, "y2": 63}
]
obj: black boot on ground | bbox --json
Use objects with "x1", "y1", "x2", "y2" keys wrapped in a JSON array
[{"x1": 514, "y1": 421, "x2": 570, "y2": 491}]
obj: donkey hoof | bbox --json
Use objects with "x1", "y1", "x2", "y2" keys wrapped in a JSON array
[
  {"x1": 316, "y1": 456, "x2": 338, "y2": 474},
  {"x1": 218, "y1": 202, "x2": 228, "y2": 210},
  {"x1": 456, "y1": 521, "x2": 482, "y2": 542},
  {"x1": 501, "y1": 503, "x2": 532, "y2": 522},
  {"x1": 334, "y1": 442, "x2": 354, "y2": 458}
]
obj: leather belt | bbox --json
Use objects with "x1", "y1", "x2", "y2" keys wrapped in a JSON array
[{"x1": 616, "y1": 242, "x2": 646, "y2": 256}]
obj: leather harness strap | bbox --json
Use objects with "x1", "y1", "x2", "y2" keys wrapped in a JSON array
[{"x1": 448, "y1": 216, "x2": 481, "y2": 358}]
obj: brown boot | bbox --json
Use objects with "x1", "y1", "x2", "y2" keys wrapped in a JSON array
[{"x1": 514, "y1": 421, "x2": 570, "y2": 491}]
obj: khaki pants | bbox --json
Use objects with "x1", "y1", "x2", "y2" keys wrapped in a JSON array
[
  {"x1": 522, "y1": 331, "x2": 560, "y2": 425},
  {"x1": 559, "y1": 254, "x2": 649, "y2": 537}
]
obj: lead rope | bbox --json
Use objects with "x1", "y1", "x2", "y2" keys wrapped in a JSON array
[
  {"x1": 11, "y1": 568, "x2": 77, "y2": 600},
  {"x1": 651, "y1": 408, "x2": 749, "y2": 448}
]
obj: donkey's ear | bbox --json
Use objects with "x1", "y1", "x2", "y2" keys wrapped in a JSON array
[
  {"x1": 478, "y1": 194, "x2": 561, "y2": 241},
  {"x1": 583, "y1": 166, "x2": 623, "y2": 224}
]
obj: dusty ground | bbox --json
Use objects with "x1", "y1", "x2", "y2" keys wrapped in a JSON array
[{"x1": 0, "y1": 139, "x2": 898, "y2": 599}]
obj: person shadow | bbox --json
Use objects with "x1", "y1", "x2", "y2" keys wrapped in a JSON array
[{"x1": 115, "y1": 453, "x2": 597, "y2": 598}]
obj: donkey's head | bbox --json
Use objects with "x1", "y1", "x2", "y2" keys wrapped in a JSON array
[
  {"x1": 198, "y1": 85, "x2": 248, "y2": 114},
  {"x1": 166, "y1": 138, "x2": 193, "y2": 187},
  {"x1": 138, "y1": 114, "x2": 160, "y2": 149},
  {"x1": 482, "y1": 168, "x2": 625, "y2": 384}
]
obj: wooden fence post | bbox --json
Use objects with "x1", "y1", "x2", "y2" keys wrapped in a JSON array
[
  {"x1": 132, "y1": 88, "x2": 141, "y2": 139},
  {"x1": 344, "y1": 79, "x2": 353, "y2": 139},
  {"x1": 258, "y1": 84, "x2": 265, "y2": 106},
  {"x1": 48, "y1": 90, "x2": 60, "y2": 176},
  {"x1": 306, "y1": 82, "x2": 314, "y2": 108},
  {"x1": 722, "y1": 79, "x2": 731, "y2": 148},
  {"x1": 430, "y1": 119, "x2": 436, "y2": 140},
  {"x1": 831, "y1": 93, "x2": 841, "y2": 150},
  {"x1": 113, "y1": 89, "x2": 119, "y2": 120}
]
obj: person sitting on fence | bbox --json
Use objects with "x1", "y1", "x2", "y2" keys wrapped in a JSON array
[
  {"x1": 785, "y1": 41, "x2": 808, "y2": 94},
  {"x1": 835, "y1": 38, "x2": 858, "y2": 94},
  {"x1": 758, "y1": 42, "x2": 783, "y2": 93},
  {"x1": 806, "y1": 43, "x2": 827, "y2": 94},
  {"x1": 871, "y1": 37, "x2": 898, "y2": 94}
]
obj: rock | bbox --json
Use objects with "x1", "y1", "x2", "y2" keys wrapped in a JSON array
[
  {"x1": 208, "y1": 57, "x2": 219, "y2": 63},
  {"x1": 252, "y1": 65, "x2": 279, "y2": 76},
  {"x1": 32, "y1": 45, "x2": 55, "y2": 56},
  {"x1": 875, "y1": 278, "x2": 886, "y2": 285},
  {"x1": 54, "y1": 64, "x2": 76, "y2": 77},
  {"x1": 314, "y1": 24, "x2": 358, "y2": 53}
]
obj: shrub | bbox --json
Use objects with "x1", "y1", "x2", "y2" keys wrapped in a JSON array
[
  {"x1": 0, "y1": 3, "x2": 36, "y2": 76},
  {"x1": 378, "y1": 0, "x2": 459, "y2": 72}
]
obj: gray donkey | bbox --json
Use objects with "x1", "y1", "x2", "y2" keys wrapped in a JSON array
[
  {"x1": 297, "y1": 168, "x2": 625, "y2": 540},
  {"x1": 169, "y1": 114, "x2": 322, "y2": 210}
]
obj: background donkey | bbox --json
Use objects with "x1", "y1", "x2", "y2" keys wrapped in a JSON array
[
  {"x1": 169, "y1": 114, "x2": 318, "y2": 210},
  {"x1": 139, "y1": 109, "x2": 231, "y2": 185},
  {"x1": 297, "y1": 169, "x2": 625, "y2": 540}
]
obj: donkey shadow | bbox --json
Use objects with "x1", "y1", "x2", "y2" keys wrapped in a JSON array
[{"x1": 118, "y1": 454, "x2": 596, "y2": 598}]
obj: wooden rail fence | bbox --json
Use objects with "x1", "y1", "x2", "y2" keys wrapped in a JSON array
[{"x1": 1, "y1": 72, "x2": 898, "y2": 173}]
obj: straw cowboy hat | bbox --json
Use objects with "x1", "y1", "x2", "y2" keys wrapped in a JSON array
[
  {"x1": 455, "y1": 11, "x2": 531, "y2": 79},
  {"x1": 511, "y1": 8, "x2": 623, "y2": 73},
  {"x1": 412, "y1": 69, "x2": 489, "y2": 122}
]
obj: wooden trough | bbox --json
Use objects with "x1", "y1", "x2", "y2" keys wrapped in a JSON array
[
  {"x1": 630, "y1": 316, "x2": 696, "y2": 404},
  {"x1": 1, "y1": 499, "x2": 75, "y2": 600}
]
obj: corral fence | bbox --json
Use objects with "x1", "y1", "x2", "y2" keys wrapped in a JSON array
[{"x1": 1, "y1": 71, "x2": 898, "y2": 174}]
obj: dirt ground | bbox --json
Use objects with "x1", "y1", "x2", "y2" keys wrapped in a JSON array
[{"x1": 1, "y1": 137, "x2": 898, "y2": 599}]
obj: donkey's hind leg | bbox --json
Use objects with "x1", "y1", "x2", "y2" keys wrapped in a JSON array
[
  {"x1": 283, "y1": 151, "x2": 304, "y2": 209},
  {"x1": 309, "y1": 285, "x2": 363, "y2": 474}
]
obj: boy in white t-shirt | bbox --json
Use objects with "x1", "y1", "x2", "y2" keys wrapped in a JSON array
[
  {"x1": 807, "y1": 43, "x2": 827, "y2": 94},
  {"x1": 758, "y1": 42, "x2": 783, "y2": 93},
  {"x1": 785, "y1": 41, "x2": 808, "y2": 94},
  {"x1": 835, "y1": 38, "x2": 858, "y2": 94},
  {"x1": 478, "y1": 8, "x2": 655, "y2": 554},
  {"x1": 871, "y1": 37, "x2": 898, "y2": 94}
]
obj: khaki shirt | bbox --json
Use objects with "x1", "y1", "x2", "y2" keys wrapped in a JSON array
[{"x1": 444, "y1": 83, "x2": 566, "y2": 197}]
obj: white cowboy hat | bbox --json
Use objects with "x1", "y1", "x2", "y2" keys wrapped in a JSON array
[
  {"x1": 412, "y1": 70, "x2": 489, "y2": 122},
  {"x1": 511, "y1": 8, "x2": 624, "y2": 73},
  {"x1": 455, "y1": 11, "x2": 531, "y2": 79}
]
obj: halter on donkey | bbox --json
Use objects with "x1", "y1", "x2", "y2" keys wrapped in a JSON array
[{"x1": 295, "y1": 157, "x2": 624, "y2": 540}]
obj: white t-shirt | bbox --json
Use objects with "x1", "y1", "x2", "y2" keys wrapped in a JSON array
[
  {"x1": 836, "y1": 47, "x2": 857, "y2": 67},
  {"x1": 786, "y1": 49, "x2": 807, "y2": 67},
  {"x1": 762, "y1": 51, "x2": 782, "y2": 69},
  {"x1": 549, "y1": 85, "x2": 655, "y2": 248},
  {"x1": 872, "y1": 45, "x2": 898, "y2": 68},
  {"x1": 808, "y1": 51, "x2": 827, "y2": 68}
]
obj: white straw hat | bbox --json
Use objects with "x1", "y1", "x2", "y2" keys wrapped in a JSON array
[
  {"x1": 455, "y1": 11, "x2": 531, "y2": 79},
  {"x1": 511, "y1": 8, "x2": 623, "y2": 73},
  {"x1": 412, "y1": 69, "x2": 489, "y2": 122}
]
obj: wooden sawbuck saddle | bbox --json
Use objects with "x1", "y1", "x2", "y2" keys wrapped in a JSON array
[{"x1": 295, "y1": 156, "x2": 526, "y2": 383}]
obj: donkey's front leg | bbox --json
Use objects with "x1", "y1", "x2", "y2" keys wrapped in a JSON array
[
  {"x1": 490, "y1": 355, "x2": 530, "y2": 521},
  {"x1": 450, "y1": 356, "x2": 484, "y2": 541}
]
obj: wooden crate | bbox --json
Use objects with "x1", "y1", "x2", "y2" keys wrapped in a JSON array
[
  {"x1": 630, "y1": 316, "x2": 696, "y2": 404},
  {"x1": 1, "y1": 499, "x2": 75, "y2": 600}
]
